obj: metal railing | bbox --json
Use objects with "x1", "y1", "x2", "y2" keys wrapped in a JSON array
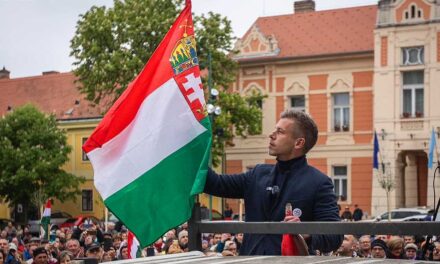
[{"x1": 187, "y1": 203, "x2": 440, "y2": 251}]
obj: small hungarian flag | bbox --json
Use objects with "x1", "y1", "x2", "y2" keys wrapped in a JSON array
[
  {"x1": 83, "y1": 0, "x2": 211, "y2": 248},
  {"x1": 40, "y1": 199, "x2": 51, "y2": 240},
  {"x1": 127, "y1": 231, "x2": 142, "y2": 259}
]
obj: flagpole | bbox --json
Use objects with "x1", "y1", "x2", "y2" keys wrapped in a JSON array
[
  {"x1": 208, "y1": 52, "x2": 213, "y2": 221},
  {"x1": 105, "y1": 207, "x2": 108, "y2": 232}
]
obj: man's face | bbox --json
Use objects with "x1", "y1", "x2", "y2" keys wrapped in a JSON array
[
  {"x1": 403, "y1": 236, "x2": 415, "y2": 245},
  {"x1": 34, "y1": 253, "x2": 48, "y2": 264},
  {"x1": 269, "y1": 118, "x2": 302, "y2": 160},
  {"x1": 337, "y1": 235, "x2": 354, "y2": 256},
  {"x1": 405, "y1": 248, "x2": 416, "y2": 259},
  {"x1": 0, "y1": 239, "x2": 8, "y2": 251},
  {"x1": 433, "y1": 243, "x2": 440, "y2": 261},
  {"x1": 212, "y1": 234, "x2": 222, "y2": 245},
  {"x1": 179, "y1": 234, "x2": 188, "y2": 246},
  {"x1": 66, "y1": 241, "x2": 79, "y2": 254},
  {"x1": 371, "y1": 246, "x2": 386, "y2": 258},
  {"x1": 359, "y1": 237, "x2": 371, "y2": 251}
]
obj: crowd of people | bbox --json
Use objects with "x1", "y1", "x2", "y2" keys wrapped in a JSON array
[{"x1": 0, "y1": 218, "x2": 439, "y2": 263}]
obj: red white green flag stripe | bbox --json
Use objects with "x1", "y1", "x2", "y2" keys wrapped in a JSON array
[
  {"x1": 83, "y1": 0, "x2": 211, "y2": 247},
  {"x1": 40, "y1": 199, "x2": 51, "y2": 240}
]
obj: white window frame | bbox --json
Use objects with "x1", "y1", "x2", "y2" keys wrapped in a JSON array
[
  {"x1": 82, "y1": 189, "x2": 93, "y2": 212},
  {"x1": 402, "y1": 71, "x2": 424, "y2": 118},
  {"x1": 82, "y1": 137, "x2": 89, "y2": 161},
  {"x1": 290, "y1": 95, "x2": 305, "y2": 112},
  {"x1": 402, "y1": 46, "x2": 424, "y2": 66},
  {"x1": 332, "y1": 93, "x2": 350, "y2": 132},
  {"x1": 332, "y1": 166, "x2": 348, "y2": 201}
]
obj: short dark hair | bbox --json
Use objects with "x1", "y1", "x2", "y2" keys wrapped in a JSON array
[
  {"x1": 280, "y1": 109, "x2": 318, "y2": 154},
  {"x1": 33, "y1": 247, "x2": 48, "y2": 258}
]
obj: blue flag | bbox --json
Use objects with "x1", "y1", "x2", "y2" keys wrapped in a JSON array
[
  {"x1": 428, "y1": 128, "x2": 437, "y2": 169},
  {"x1": 373, "y1": 131, "x2": 379, "y2": 170}
]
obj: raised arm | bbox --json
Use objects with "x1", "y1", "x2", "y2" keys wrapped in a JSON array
[{"x1": 204, "y1": 167, "x2": 250, "y2": 199}]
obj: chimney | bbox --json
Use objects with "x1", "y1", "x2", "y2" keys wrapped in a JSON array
[
  {"x1": 42, "y1": 71, "x2": 60, "y2": 75},
  {"x1": 0, "y1": 66, "x2": 10, "y2": 79},
  {"x1": 294, "y1": 0, "x2": 315, "y2": 14}
]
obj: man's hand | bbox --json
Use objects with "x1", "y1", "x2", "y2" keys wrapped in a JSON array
[
  {"x1": 283, "y1": 216, "x2": 311, "y2": 242},
  {"x1": 284, "y1": 215, "x2": 301, "y2": 222}
]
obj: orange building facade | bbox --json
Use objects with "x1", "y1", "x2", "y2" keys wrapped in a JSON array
[{"x1": 224, "y1": 0, "x2": 440, "y2": 217}]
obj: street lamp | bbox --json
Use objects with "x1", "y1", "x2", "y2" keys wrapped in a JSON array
[{"x1": 207, "y1": 87, "x2": 221, "y2": 221}]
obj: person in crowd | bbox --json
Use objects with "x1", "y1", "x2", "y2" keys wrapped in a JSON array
[
  {"x1": 352, "y1": 204, "x2": 363, "y2": 221},
  {"x1": 404, "y1": 243, "x2": 418, "y2": 260},
  {"x1": 233, "y1": 233, "x2": 243, "y2": 252},
  {"x1": 433, "y1": 241, "x2": 440, "y2": 261},
  {"x1": 341, "y1": 206, "x2": 353, "y2": 221},
  {"x1": 387, "y1": 237, "x2": 404, "y2": 259},
  {"x1": 336, "y1": 235, "x2": 356, "y2": 257},
  {"x1": 221, "y1": 241, "x2": 238, "y2": 256},
  {"x1": 209, "y1": 234, "x2": 222, "y2": 252},
  {"x1": 25, "y1": 245, "x2": 38, "y2": 264},
  {"x1": 85, "y1": 242, "x2": 103, "y2": 261},
  {"x1": 31, "y1": 247, "x2": 55, "y2": 264},
  {"x1": 0, "y1": 250, "x2": 5, "y2": 264},
  {"x1": 374, "y1": 235, "x2": 389, "y2": 244},
  {"x1": 204, "y1": 110, "x2": 342, "y2": 255},
  {"x1": 223, "y1": 204, "x2": 233, "y2": 220},
  {"x1": 357, "y1": 235, "x2": 372, "y2": 258},
  {"x1": 117, "y1": 244, "x2": 129, "y2": 260},
  {"x1": 201, "y1": 240, "x2": 210, "y2": 254},
  {"x1": 371, "y1": 239, "x2": 388, "y2": 259},
  {"x1": 0, "y1": 239, "x2": 9, "y2": 255},
  {"x1": 65, "y1": 239, "x2": 83, "y2": 258},
  {"x1": 177, "y1": 230, "x2": 188, "y2": 252},
  {"x1": 166, "y1": 240, "x2": 183, "y2": 255},
  {"x1": 403, "y1": 235, "x2": 415, "y2": 245},
  {"x1": 57, "y1": 251, "x2": 73, "y2": 264},
  {"x1": 112, "y1": 236, "x2": 122, "y2": 252},
  {"x1": 5, "y1": 243, "x2": 20, "y2": 264}
]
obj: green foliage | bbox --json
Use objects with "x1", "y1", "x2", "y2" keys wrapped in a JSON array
[
  {"x1": 0, "y1": 105, "x2": 84, "y2": 216},
  {"x1": 71, "y1": 0, "x2": 183, "y2": 106},
  {"x1": 71, "y1": 0, "x2": 264, "y2": 166}
]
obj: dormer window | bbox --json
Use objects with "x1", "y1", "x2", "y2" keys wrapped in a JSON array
[
  {"x1": 402, "y1": 46, "x2": 424, "y2": 66},
  {"x1": 404, "y1": 4, "x2": 423, "y2": 20}
]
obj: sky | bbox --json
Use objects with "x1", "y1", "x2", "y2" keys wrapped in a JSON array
[{"x1": 0, "y1": 0, "x2": 377, "y2": 78}]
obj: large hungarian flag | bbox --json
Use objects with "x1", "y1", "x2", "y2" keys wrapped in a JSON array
[
  {"x1": 83, "y1": 0, "x2": 211, "y2": 247},
  {"x1": 40, "y1": 199, "x2": 51, "y2": 240}
]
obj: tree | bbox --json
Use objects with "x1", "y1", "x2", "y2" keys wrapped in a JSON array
[
  {"x1": 377, "y1": 162, "x2": 394, "y2": 221},
  {"x1": 0, "y1": 105, "x2": 85, "y2": 221},
  {"x1": 71, "y1": 0, "x2": 264, "y2": 166}
]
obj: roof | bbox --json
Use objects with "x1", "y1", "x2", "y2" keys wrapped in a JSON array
[
  {"x1": 0, "y1": 72, "x2": 102, "y2": 120},
  {"x1": 236, "y1": 5, "x2": 377, "y2": 61}
]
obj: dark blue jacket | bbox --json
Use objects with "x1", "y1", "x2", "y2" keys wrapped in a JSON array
[{"x1": 204, "y1": 156, "x2": 343, "y2": 255}]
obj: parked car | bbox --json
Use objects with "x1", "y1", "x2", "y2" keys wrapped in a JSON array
[
  {"x1": 367, "y1": 207, "x2": 433, "y2": 222},
  {"x1": 60, "y1": 215, "x2": 101, "y2": 229},
  {"x1": 28, "y1": 211, "x2": 72, "y2": 234}
]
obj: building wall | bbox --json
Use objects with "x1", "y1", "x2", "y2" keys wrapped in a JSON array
[
  {"x1": 228, "y1": 55, "x2": 375, "y2": 215},
  {"x1": 373, "y1": 12, "x2": 440, "y2": 215},
  {"x1": 55, "y1": 120, "x2": 106, "y2": 219}
]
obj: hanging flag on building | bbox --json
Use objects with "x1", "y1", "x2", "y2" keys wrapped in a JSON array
[
  {"x1": 127, "y1": 231, "x2": 142, "y2": 259},
  {"x1": 373, "y1": 130, "x2": 380, "y2": 170},
  {"x1": 428, "y1": 128, "x2": 437, "y2": 169},
  {"x1": 40, "y1": 199, "x2": 51, "y2": 240},
  {"x1": 83, "y1": 0, "x2": 211, "y2": 248}
]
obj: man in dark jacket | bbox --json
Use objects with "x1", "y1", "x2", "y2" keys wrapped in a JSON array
[{"x1": 204, "y1": 109, "x2": 342, "y2": 255}]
